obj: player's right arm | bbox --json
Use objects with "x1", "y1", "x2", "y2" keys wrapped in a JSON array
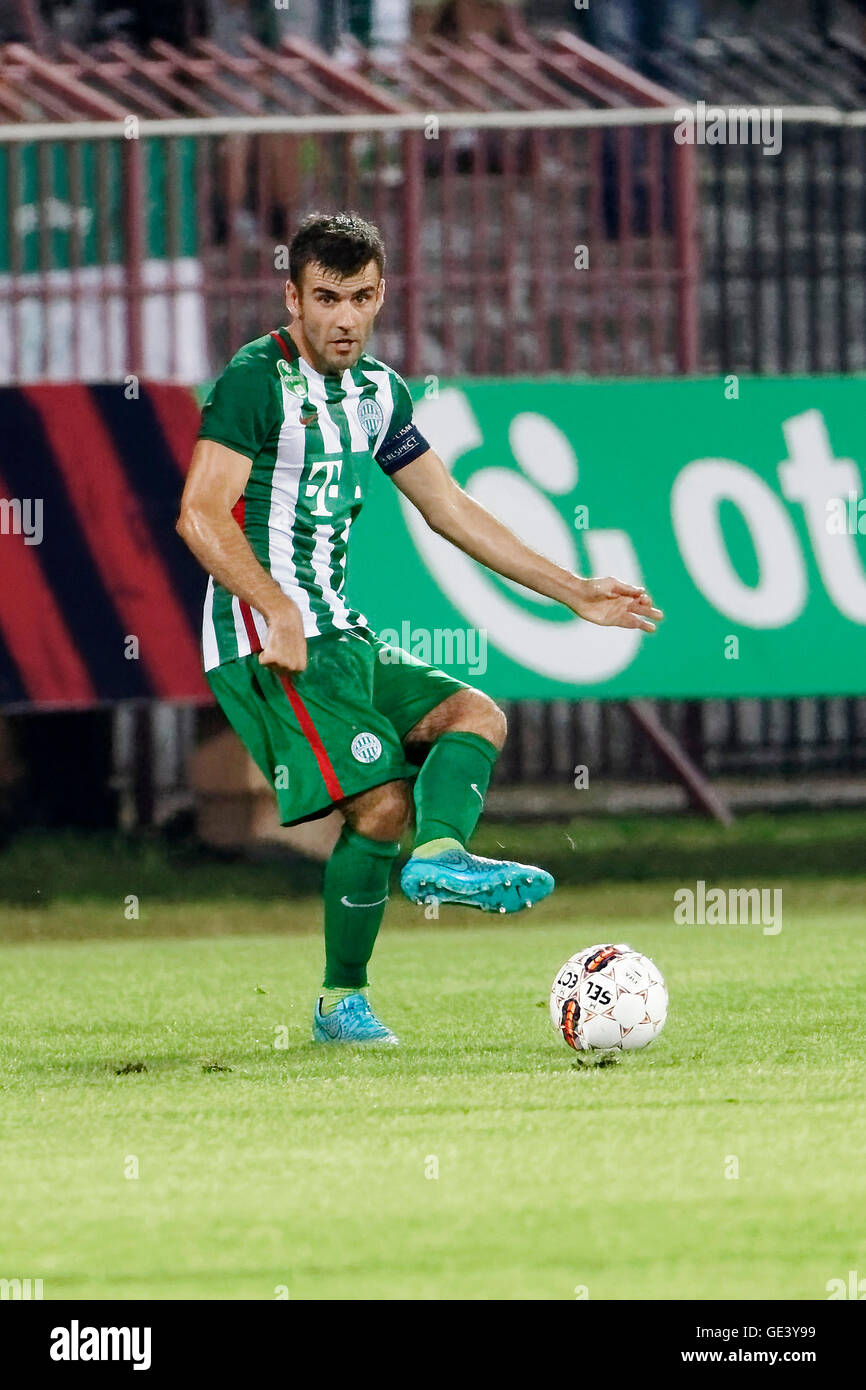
[{"x1": 177, "y1": 439, "x2": 308, "y2": 676}]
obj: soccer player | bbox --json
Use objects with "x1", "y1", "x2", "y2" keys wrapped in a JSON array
[{"x1": 177, "y1": 212, "x2": 662, "y2": 1045}]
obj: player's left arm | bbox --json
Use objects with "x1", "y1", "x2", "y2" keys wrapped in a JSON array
[{"x1": 390, "y1": 448, "x2": 663, "y2": 632}]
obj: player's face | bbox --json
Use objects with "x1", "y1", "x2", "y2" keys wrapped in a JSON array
[{"x1": 286, "y1": 261, "x2": 384, "y2": 374}]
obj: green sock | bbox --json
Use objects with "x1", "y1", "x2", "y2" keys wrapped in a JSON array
[
  {"x1": 320, "y1": 985, "x2": 368, "y2": 1015},
  {"x1": 322, "y1": 824, "x2": 399, "y2": 991},
  {"x1": 411, "y1": 836, "x2": 462, "y2": 859},
  {"x1": 412, "y1": 730, "x2": 499, "y2": 851}
]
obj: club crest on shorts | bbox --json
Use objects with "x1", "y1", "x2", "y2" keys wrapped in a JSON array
[
  {"x1": 351, "y1": 732, "x2": 382, "y2": 764},
  {"x1": 358, "y1": 397, "x2": 384, "y2": 438}
]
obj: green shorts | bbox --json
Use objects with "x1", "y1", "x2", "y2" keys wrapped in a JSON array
[{"x1": 206, "y1": 626, "x2": 471, "y2": 827}]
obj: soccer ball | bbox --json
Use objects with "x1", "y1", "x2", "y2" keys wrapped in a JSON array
[{"x1": 550, "y1": 943, "x2": 667, "y2": 1052}]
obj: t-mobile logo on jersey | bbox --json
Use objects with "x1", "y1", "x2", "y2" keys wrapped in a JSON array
[{"x1": 305, "y1": 457, "x2": 343, "y2": 517}]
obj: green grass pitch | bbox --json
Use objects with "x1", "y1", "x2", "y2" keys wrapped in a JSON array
[{"x1": 0, "y1": 820, "x2": 864, "y2": 1300}]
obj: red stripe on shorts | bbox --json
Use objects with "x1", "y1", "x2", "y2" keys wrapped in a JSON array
[
  {"x1": 278, "y1": 674, "x2": 344, "y2": 801},
  {"x1": 239, "y1": 603, "x2": 262, "y2": 653}
]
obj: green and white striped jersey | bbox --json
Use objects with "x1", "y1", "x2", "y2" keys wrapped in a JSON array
[{"x1": 196, "y1": 327, "x2": 429, "y2": 671}]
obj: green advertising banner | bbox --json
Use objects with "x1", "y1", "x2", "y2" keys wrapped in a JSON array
[
  {"x1": 0, "y1": 139, "x2": 197, "y2": 272},
  {"x1": 345, "y1": 377, "x2": 866, "y2": 699},
  {"x1": 0, "y1": 140, "x2": 204, "y2": 383}
]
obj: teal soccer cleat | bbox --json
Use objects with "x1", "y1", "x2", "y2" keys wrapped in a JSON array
[
  {"x1": 311, "y1": 993, "x2": 399, "y2": 1046},
  {"x1": 401, "y1": 846, "x2": 554, "y2": 915}
]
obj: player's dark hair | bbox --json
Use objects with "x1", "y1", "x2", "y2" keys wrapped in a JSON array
[{"x1": 289, "y1": 212, "x2": 386, "y2": 288}]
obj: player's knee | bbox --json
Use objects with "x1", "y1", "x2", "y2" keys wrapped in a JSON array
[
  {"x1": 344, "y1": 780, "x2": 412, "y2": 841},
  {"x1": 457, "y1": 691, "x2": 507, "y2": 750},
  {"x1": 485, "y1": 699, "x2": 508, "y2": 750}
]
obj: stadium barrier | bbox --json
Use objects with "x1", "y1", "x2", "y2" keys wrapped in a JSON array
[{"x1": 2, "y1": 373, "x2": 863, "y2": 711}]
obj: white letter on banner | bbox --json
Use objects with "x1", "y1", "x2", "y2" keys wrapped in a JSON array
[{"x1": 671, "y1": 459, "x2": 806, "y2": 626}]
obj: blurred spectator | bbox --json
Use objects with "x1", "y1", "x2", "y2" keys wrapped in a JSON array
[
  {"x1": 34, "y1": 0, "x2": 276, "y2": 50},
  {"x1": 37, "y1": 0, "x2": 209, "y2": 46},
  {"x1": 582, "y1": 0, "x2": 702, "y2": 71},
  {"x1": 318, "y1": 0, "x2": 374, "y2": 50},
  {"x1": 205, "y1": 0, "x2": 278, "y2": 52},
  {"x1": 411, "y1": 0, "x2": 524, "y2": 41},
  {"x1": 0, "y1": 0, "x2": 32, "y2": 40},
  {"x1": 841, "y1": 0, "x2": 866, "y2": 48}
]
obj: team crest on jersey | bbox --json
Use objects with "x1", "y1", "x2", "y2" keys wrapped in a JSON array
[
  {"x1": 351, "y1": 732, "x2": 382, "y2": 764},
  {"x1": 277, "y1": 358, "x2": 307, "y2": 397},
  {"x1": 358, "y1": 397, "x2": 384, "y2": 438}
]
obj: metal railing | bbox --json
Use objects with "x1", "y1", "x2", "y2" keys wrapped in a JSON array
[
  {"x1": 700, "y1": 122, "x2": 866, "y2": 375},
  {"x1": 496, "y1": 695, "x2": 866, "y2": 786},
  {"x1": 0, "y1": 108, "x2": 699, "y2": 383},
  {"x1": 4, "y1": 104, "x2": 866, "y2": 380}
]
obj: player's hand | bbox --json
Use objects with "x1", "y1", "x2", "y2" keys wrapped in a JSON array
[
  {"x1": 258, "y1": 600, "x2": 308, "y2": 677},
  {"x1": 569, "y1": 577, "x2": 664, "y2": 632}
]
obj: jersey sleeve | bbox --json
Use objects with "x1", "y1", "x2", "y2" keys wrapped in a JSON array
[
  {"x1": 197, "y1": 350, "x2": 277, "y2": 461},
  {"x1": 374, "y1": 372, "x2": 430, "y2": 476}
]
